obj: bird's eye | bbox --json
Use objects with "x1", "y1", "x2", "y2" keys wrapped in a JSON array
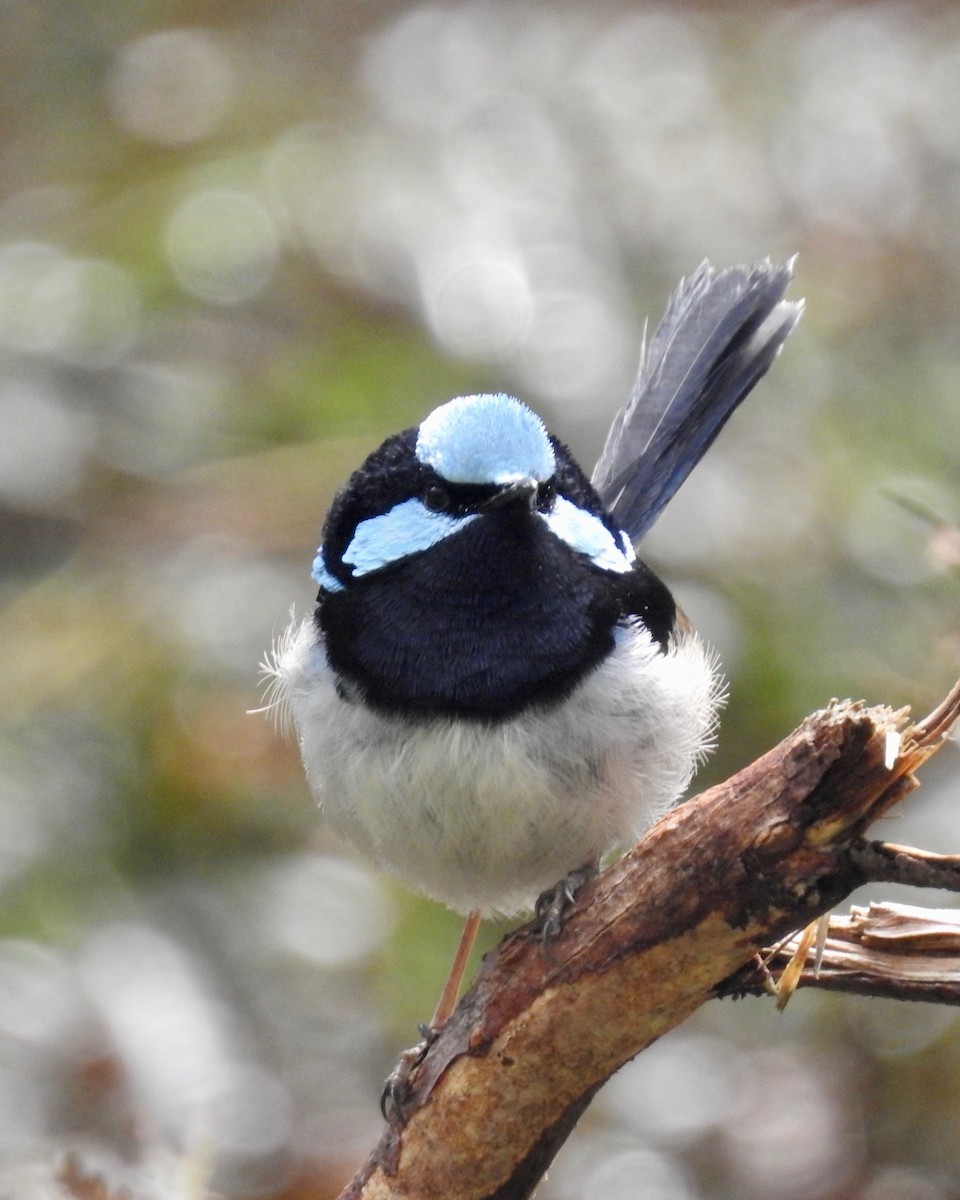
[
  {"x1": 537, "y1": 480, "x2": 557, "y2": 510},
  {"x1": 423, "y1": 483, "x2": 451, "y2": 513}
]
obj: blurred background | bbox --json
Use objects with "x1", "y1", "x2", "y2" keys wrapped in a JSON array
[{"x1": 0, "y1": 2, "x2": 959, "y2": 1197}]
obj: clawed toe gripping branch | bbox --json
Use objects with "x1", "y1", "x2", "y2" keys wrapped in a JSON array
[{"x1": 341, "y1": 678, "x2": 960, "y2": 1200}]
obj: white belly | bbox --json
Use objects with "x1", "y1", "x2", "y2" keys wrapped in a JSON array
[{"x1": 271, "y1": 617, "x2": 719, "y2": 916}]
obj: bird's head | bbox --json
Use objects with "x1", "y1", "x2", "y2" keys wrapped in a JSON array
[{"x1": 313, "y1": 393, "x2": 635, "y2": 594}]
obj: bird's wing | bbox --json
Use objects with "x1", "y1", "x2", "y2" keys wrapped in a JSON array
[{"x1": 591, "y1": 257, "x2": 803, "y2": 543}]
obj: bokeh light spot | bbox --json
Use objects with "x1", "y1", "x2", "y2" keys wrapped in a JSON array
[
  {"x1": 166, "y1": 190, "x2": 280, "y2": 305},
  {"x1": 106, "y1": 28, "x2": 235, "y2": 146},
  {"x1": 260, "y1": 854, "x2": 392, "y2": 967}
]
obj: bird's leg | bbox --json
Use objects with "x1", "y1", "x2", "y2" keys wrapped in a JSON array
[
  {"x1": 535, "y1": 858, "x2": 599, "y2": 942},
  {"x1": 380, "y1": 909, "x2": 482, "y2": 1124},
  {"x1": 429, "y1": 908, "x2": 483, "y2": 1029}
]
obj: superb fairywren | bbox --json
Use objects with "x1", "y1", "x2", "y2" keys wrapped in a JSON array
[{"x1": 266, "y1": 259, "x2": 802, "y2": 1031}]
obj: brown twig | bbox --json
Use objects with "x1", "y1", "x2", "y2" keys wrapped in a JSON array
[{"x1": 851, "y1": 841, "x2": 960, "y2": 891}]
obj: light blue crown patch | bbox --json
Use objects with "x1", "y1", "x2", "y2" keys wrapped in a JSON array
[{"x1": 416, "y1": 394, "x2": 556, "y2": 485}]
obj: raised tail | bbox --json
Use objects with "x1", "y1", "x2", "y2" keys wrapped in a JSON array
[{"x1": 592, "y1": 257, "x2": 803, "y2": 543}]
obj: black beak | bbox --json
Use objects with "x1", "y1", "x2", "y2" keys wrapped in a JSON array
[{"x1": 481, "y1": 477, "x2": 539, "y2": 513}]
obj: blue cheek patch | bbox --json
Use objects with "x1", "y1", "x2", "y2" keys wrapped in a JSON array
[
  {"x1": 541, "y1": 497, "x2": 634, "y2": 574},
  {"x1": 340, "y1": 497, "x2": 478, "y2": 579},
  {"x1": 314, "y1": 489, "x2": 636, "y2": 588},
  {"x1": 416, "y1": 394, "x2": 556, "y2": 485},
  {"x1": 312, "y1": 552, "x2": 345, "y2": 592}
]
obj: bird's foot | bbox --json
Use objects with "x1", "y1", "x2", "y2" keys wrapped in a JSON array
[
  {"x1": 535, "y1": 861, "x2": 599, "y2": 942},
  {"x1": 380, "y1": 1022, "x2": 438, "y2": 1125}
]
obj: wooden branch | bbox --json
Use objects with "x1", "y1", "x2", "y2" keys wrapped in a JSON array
[
  {"x1": 339, "y1": 681, "x2": 960, "y2": 1200},
  {"x1": 722, "y1": 901, "x2": 960, "y2": 1006},
  {"x1": 850, "y1": 840, "x2": 960, "y2": 891}
]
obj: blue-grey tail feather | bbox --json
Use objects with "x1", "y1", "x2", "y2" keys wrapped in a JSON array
[{"x1": 591, "y1": 257, "x2": 803, "y2": 543}]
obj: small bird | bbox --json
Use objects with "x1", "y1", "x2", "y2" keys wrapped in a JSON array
[{"x1": 266, "y1": 258, "x2": 802, "y2": 1039}]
